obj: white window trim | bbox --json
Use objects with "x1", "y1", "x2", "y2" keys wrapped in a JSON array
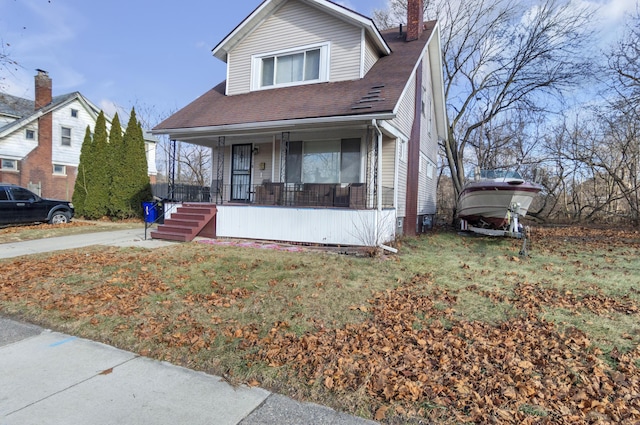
[
  {"x1": 251, "y1": 42, "x2": 330, "y2": 91},
  {"x1": 71, "y1": 108, "x2": 78, "y2": 118},
  {"x1": 25, "y1": 129, "x2": 35, "y2": 140},
  {"x1": 61, "y1": 126, "x2": 72, "y2": 146},
  {"x1": 426, "y1": 159, "x2": 435, "y2": 179},
  {"x1": 1, "y1": 158, "x2": 18, "y2": 171},
  {"x1": 53, "y1": 164, "x2": 67, "y2": 176}
]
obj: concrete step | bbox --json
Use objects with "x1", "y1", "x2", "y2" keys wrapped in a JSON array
[
  {"x1": 149, "y1": 231, "x2": 191, "y2": 242},
  {"x1": 156, "y1": 225, "x2": 196, "y2": 235}
]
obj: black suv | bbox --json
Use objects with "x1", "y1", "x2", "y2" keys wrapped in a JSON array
[{"x1": 0, "y1": 184, "x2": 74, "y2": 225}]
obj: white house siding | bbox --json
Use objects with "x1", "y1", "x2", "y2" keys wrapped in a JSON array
[
  {"x1": 0, "y1": 126, "x2": 38, "y2": 160},
  {"x1": 216, "y1": 205, "x2": 396, "y2": 246},
  {"x1": 0, "y1": 116, "x2": 14, "y2": 127},
  {"x1": 381, "y1": 136, "x2": 396, "y2": 200},
  {"x1": 391, "y1": 75, "x2": 416, "y2": 139},
  {"x1": 227, "y1": 0, "x2": 362, "y2": 95},
  {"x1": 363, "y1": 34, "x2": 379, "y2": 76},
  {"x1": 389, "y1": 74, "x2": 416, "y2": 220},
  {"x1": 418, "y1": 55, "x2": 437, "y2": 215},
  {"x1": 51, "y1": 102, "x2": 95, "y2": 166}
]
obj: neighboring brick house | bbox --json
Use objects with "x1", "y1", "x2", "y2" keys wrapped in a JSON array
[
  {"x1": 0, "y1": 70, "x2": 158, "y2": 201},
  {"x1": 153, "y1": 0, "x2": 447, "y2": 246}
]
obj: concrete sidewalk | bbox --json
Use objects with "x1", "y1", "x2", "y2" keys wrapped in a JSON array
[
  {"x1": 0, "y1": 228, "x2": 175, "y2": 259},
  {"x1": 0, "y1": 231, "x2": 379, "y2": 425}
]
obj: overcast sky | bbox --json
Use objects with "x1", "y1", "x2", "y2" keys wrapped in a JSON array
[{"x1": 1, "y1": 0, "x2": 637, "y2": 125}]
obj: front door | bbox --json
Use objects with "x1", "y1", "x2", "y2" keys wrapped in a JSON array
[{"x1": 231, "y1": 144, "x2": 252, "y2": 202}]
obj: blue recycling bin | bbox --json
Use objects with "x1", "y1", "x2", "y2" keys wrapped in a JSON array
[{"x1": 142, "y1": 202, "x2": 157, "y2": 223}]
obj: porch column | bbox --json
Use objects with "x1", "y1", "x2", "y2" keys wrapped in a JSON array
[
  {"x1": 215, "y1": 136, "x2": 225, "y2": 204},
  {"x1": 168, "y1": 139, "x2": 177, "y2": 200},
  {"x1": 280, "y1": 131, "x2": 290, "y2": 183}
]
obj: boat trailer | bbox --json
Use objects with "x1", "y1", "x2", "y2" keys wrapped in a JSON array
[{"x1": 460, "y1": 203, "x2": 530, "y2": 256}]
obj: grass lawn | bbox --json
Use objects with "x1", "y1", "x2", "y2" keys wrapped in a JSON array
[
  {"x1": 0, "y1": 220, "x2": 142, "y2": 244},
  {"x1": 1, "y1": 225, "x2": 638, "y2": 423}
]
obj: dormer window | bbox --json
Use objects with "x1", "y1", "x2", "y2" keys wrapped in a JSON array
[{"x1": 252, "y1": 43, "x2": 329, "y2": 90}]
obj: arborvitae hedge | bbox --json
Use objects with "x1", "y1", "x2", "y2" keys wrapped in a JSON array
[
  {"x1": 72, "y1": 109, "x2": 153, "y2": 220},
  {"x1": 72, "y1": 126, "x2": 93, "y2": 216},
  {"x1": 123, "y1": 108, "x2": 152, "y2": 218}
]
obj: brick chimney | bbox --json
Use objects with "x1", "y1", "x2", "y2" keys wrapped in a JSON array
[
  {"x1": 35, "y1": 69, "x2": 52, "y2": 109},
  {"x1": 21, "y1": 69, "x2": 54, "y2": 198},
  {"x1": 406, "y1": 0, "x2": 424, "y2": 42}
]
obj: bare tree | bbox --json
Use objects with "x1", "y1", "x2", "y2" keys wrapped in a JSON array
[
  {"x1": 0, "y1": 38, "x2": 19, "y2": 89},
  {"x1": 375, "y1": 0, "x2": 595, "y2": 205},
  {"x1": 607, "y1": 6, "x2": 640, "y2": 114}
]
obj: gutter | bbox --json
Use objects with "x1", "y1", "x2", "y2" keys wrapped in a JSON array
[{"x1": 152, "y1": 113, "x2": 396, "y2": 140}]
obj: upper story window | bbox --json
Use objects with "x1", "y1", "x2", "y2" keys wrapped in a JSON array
[
  {"x1": 25, "y1": 129, "x2": 35, "y2": 140},
  {"x1": 61, "y1": 127, "x2": 72, "y2": 146},
  {"x1": 71, "y1": 109, "x2": 78, "y2": 118},
  {"x1": 252, "y1": 43, "x2": 329, "y2": 90}
]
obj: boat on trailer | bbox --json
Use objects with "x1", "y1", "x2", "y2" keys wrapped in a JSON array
[{"x1": 457, "y1": 169, "x2": 542, "y2": 238}]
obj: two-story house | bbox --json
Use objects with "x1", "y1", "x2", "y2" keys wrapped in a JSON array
[
  {"x1": 0, "y1": 70, "x2": 158, "y2": 201},
  {"x1": 152, "y1": 0, "x2": 447, "y2": 246}
]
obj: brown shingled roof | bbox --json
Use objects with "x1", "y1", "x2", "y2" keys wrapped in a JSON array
[{"x1": 154, "y1": 22, "x2": 436, "y2": 133}]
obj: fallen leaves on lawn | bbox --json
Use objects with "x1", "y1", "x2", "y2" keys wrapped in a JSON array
[{"x1": 245, "y1": 281, "x2": 640, "y2": 423}]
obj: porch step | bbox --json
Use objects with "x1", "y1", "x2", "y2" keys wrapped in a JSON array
[{"x1": 151, "y1": 203, "x2": 217, "y2": 242}]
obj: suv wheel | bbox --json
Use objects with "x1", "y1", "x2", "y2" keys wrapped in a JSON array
[{"x1": 49, "y1": 211, "x2": 70, "y2": 224}]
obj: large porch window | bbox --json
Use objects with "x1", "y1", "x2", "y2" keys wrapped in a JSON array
[{"x1": 286, "y1": 139, "x2": 361, "y2": 184}]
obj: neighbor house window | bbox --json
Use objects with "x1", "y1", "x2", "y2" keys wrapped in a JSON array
[
  {"x1": 61, "y1": 127, "x2": 71, "y2": 146},
  {"x1": 71, "y1": 109, "x2": 78, "y2": 118},
  {"x1": 53, "y1": 164, "x2": 66, "y2": 175},
  {"x1": 1, "y1": 158, "x2": 18, "y2": 171},
  {"x1": 253, "y1": 43, "x2": 329, "y2": 90},
  {"x1": 25, "y1": 129, "x2": 35, "y2": 140},
  {"x1": 285, "y1": 139, "x2": 361, "y2": 184}
]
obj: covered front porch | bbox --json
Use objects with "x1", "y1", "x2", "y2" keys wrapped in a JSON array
[{"x1": 161, "y1": 121, "x2": 402, "y2": 246}]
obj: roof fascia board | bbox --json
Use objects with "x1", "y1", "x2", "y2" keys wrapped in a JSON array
[
  {"x1": 391, "y1": 30, "x2": 435, "y2": 118},
  {"x1": 153, "y1": 112, "x2": 396, "y2": 140},
  {"x1": 305, "y1": 0, "x2": 391, "y2": 55},
  {"x1": 428, "y1": 22, "x2": 449, "y2": 143},
  {"x1": 0, "y1": 92, "x2": 104, "y2": 138},
  {"x1": 378, "y1": 119, "x2": 409, "y2": 142},
  {"x1": 212, "y1": 0, "x2": 390, "y2": 62},
  {"x1": 212, "y1": 0, "x2": 283, "y2": 62}
]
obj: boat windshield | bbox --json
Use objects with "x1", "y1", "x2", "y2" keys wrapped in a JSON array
[{"x1": 478, "y1": 170, "x2": 523, "y2": 180}]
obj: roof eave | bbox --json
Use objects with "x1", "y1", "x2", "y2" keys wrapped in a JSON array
[
  {"x1": 212, "y1": 0, "x2": 391, "y2": 62},
  {"x1": 152, "y1": 112, "x2": 396, "y2": 140}
]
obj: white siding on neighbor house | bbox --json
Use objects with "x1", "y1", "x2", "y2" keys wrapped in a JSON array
[
  {"x1": 51, "y1": 101, "x2": 95, "y2": 166},
  {"x1": 0, "y1": 116, "x2": 15, "y2": 128},
  {"x1": 227, "y1": 0, "x2": 362, "y2": 95},
  {"x1": 363, "y1": 34, "x2": 379, "y2": 76},
  {"x1": 216, "y1": 205, "x2": 396, "y2": 246},
  {"x1": 0, "y1": 125, "x2": 38, "y2": 159}
]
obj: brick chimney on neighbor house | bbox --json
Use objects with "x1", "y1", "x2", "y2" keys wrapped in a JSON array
[
  {"x1": 20, "y1": 69, "x2": 54, "y2": 197},
  {"x1": 406, "y1": 0, "x2": 424, "y2": 41},
  {"x1": 35, "y1": 69, "x2": 52, "y2": 109}
]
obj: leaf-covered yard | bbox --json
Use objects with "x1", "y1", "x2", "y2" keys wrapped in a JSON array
[{"x1": 1, "y1": 226, "x2": 638, "y2": 424}]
